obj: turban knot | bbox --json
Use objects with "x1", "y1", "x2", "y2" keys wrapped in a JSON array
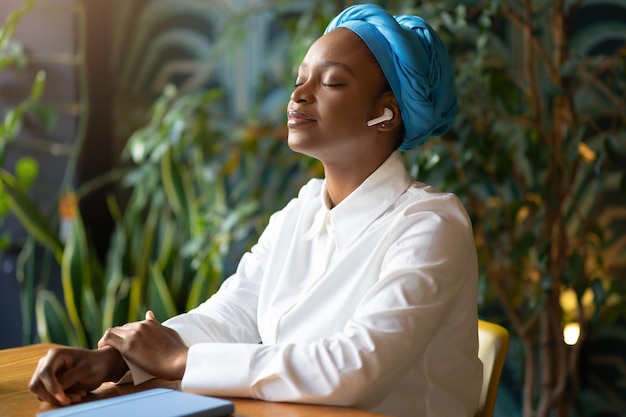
[{"x1": 325, "y1": 4, "x2": 457, "y2": 150}]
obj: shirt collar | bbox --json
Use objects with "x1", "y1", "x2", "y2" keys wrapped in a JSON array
[{"x1": 304, "y1": 151, "x2": 413, "y2": 250}]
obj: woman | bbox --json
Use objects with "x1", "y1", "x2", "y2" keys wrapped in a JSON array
[{"x1": 30, "y1": 4, "x2": 482, "y2": 416}]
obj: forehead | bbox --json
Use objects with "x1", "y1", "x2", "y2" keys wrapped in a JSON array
[{"x1": 300, "y1": 28, "x2": 379, "y2": 72}]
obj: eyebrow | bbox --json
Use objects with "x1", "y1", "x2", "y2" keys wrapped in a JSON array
[{"x1": 299, "y1": 60, "x2": 355, "y2": 75}]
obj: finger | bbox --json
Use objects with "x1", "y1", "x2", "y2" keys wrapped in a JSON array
[
  {"x1": 30, "y1": 376, "x2": 64, "y2": 406},
  {"x1": 62, "y1": 387, "x2": 87, "y2": 404},
  {"x1": 98, "y1": 327, "x2": 126, "y2": 351},
  {"x1": 57, "y1": 364, "x2": 90, "y2": 391},
  {"x1": 97, "y1": 328, "x2": 113, "y2": 349},
  {"x1": 34, "y1": 352, "x2": 72, "y2": 405},
  {"x1": 97, "y1": 335, "x2": 106, "y2": 349},
  {"x1": 67, "y1": 392, "x2": 85, "y2": 403},
  {"x1": 146, "y1": 310, "x2": 157, "y2": 321},
  {"x1": 97, "y1": 326, "x2": 128, "y2": 349},
  {"x1": 38, "y1": 373, "x2": 71, "y2": 405},
  {"x1": 29, "y1": 353, "x2": 64, "y2": 405}
]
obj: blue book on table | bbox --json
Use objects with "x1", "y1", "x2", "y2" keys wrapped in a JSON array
[{"x1": 37, "y1": 388, "x2": 234, "y2": 417}]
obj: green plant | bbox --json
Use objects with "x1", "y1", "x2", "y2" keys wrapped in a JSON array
[
  {"x1": 31, "y1": 82, "x2": 316, "y2": 348},
  {"x1": 5, "y1": 1, "x2": 319, "y2": 349},
  {"x1": 0, "y1": 0, "x2": 54, "y2": 254},
  {"x1": 31, "y1": 87, "x2": 241, "y2": 346},
  {"x1": 10, "y1": 2, "x2": 624, "y2": 415},
  {"x1": 1, "y1": 0, "x2": 93, "y2": 347},
  {"x1": 238, "y1": 1, "x2": 626, "y2": 415},
  {"x1": 0, "y1": 0, "x2": 64, "y2": 348},
  {"x1": 399, "y1": 1, "x2": 626, "y2": 416}
]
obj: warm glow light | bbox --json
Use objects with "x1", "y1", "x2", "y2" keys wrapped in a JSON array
[
  {"x1": 578, "y1": 142, "x2": 597, "y2": 163},
  {"x1": 563, "y1": 322, "x2": 581, "y2": 345},
  {"x1": 560, "y1": 289, "x2": 578, "y2": 313}
]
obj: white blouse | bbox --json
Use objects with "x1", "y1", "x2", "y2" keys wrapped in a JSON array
[{"x1": 129, "y1": 150, "x2": 482, "y2": 417}]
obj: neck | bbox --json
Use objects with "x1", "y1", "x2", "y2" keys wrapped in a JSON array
[{"x1": 323, "y1": 150, "x2": 393, "y2": 207}]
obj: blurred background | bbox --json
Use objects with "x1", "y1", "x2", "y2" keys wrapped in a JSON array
[{"x1": 1, "y1": 1, "x2": 625, "y2": 416}]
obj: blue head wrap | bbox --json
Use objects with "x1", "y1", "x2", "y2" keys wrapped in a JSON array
[{"x1": 324, "y1": 4, "x2": 457, "y2": 150}]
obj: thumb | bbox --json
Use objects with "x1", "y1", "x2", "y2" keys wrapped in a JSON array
[{"x1": 145, "y1": 310, "x2": 157, "y2": 321}]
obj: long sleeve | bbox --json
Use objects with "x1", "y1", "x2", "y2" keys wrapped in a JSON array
[
  {"x1": 145, "y1": 152, "x2": 481, "y2": 417},
  {"x1": 122, "y1": 154, "x2": 482, "y2": 417}
]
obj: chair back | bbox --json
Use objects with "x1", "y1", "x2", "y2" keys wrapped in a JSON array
[{"x1": 475, "y1": 320, "x2": 510, "y2": 417}]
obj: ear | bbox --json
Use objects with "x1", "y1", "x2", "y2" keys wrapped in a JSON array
[{"x1": 378, "y1": 94, "x2": 401, "y2": 132}]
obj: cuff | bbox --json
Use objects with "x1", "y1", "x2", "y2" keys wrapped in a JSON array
[
  {"x1": 181, "y1": 343, "x2": 257, "y2": 397},
  {"x1": 111, "y1": 356, "x2": 155, "y2": 386}
]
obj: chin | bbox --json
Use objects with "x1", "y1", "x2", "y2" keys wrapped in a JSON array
[
  {"x1": 287, "y1": 132, "x2": 328, "y2": 161},
  {"x1": 287, "y1": 135, "x2": 310, "y2": 155}
]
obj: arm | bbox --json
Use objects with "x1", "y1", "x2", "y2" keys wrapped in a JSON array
[
  {"x1": 31, "y1": 192, "x2": 295, "y2": 402},
  {"x1": 29, "y1": 345, "x2": 128, "y2": 405},
  {"x1": 178, "y1": 201, "x2": 479, "y2": 408},
  {"x1": 97, "y1": 310, "x2": 189, "y2": 381},
  {"x1": 29, "y1": 311, "x2": 187, "y2": 405},
  {"x1": 96, "y1": 202, "x2": 281, "y2": 384}
]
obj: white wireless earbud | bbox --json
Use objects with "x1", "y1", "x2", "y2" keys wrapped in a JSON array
[{"x1": 366, "y1": 107, "x2": 394, "y2": 126}]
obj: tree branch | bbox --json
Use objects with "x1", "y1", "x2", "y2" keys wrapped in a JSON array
[{"x1": 500, "y1": 0, "x2": 559, "y2": 83}]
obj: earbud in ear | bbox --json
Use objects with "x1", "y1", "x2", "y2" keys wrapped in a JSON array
[{"x1": 366, "y1": 107, "x2": 394, "y2": 127}]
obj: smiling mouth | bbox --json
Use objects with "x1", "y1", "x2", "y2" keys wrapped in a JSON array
[{"x1": 287, "y1": 110, "x2": 316, "y2": 126}]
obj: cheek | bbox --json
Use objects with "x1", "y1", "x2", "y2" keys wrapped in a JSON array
[{"x1": 322, "y1": 101, "x2": 367, "y2": 131}]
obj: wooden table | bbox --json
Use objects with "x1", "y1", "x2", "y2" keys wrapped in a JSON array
[{"x1": 0, "y1": 343, "x2": 388, "y2": 417}]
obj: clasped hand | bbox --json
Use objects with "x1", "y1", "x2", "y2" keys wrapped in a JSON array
[{"x1": 29, "y1": 311, "x2": 189, "y2": 405}]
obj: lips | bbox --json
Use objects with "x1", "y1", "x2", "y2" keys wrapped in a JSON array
[{"x1": 287, "y1": 109, "x2": 316, "y2": 126}]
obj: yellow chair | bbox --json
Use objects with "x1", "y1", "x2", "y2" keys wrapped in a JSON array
[{"x1": 475, "y1": 320, "x2": 510, "y2": 417}]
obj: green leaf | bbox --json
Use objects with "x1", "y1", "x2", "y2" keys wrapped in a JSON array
[
  {"x1": 29, "y1": 70, "x2": 46, "y2": 101},
  {"x1": 147, "y1": 264, "x2": 177, "y2": 321},
  {"x1": 30, "y1": 101, "x2": 57, "y2": 131},
  {"x1": 160, "y1": 148, "x2": 189, "y2": 221},
  {"x1": 102, "y1": 225, "x2": 128, "y2": 330},
  {"x1": 0, "y1": 171, "x2": 63, "y2": 260},
  {"x1": 2, "y1": 107, "x2": 24, "y2": 142},
  {"x1": 128, "y1": 199, "x2": 160, "y2": 321},
  {"x1": 15, "y1": 157, "x2": 39, "y2": 191},
  {"x1": 17, "y1": 238, "x2": 36, "y2": 344},
  {"x1": 82, "y1": 287, "x2": 102, "y2": 348},
  {"x1": 155, "y1": 211, "x2": 176, "y2": 271},
  {"x1": 186, "y1": 259, "x2": 222, "y2": 311},
  {"x1": 0, "y1": 192, "x2": 9, "y2": 217},
  {"x1": 0, "y1": 233, "x2": 10, "y2": 252},
  {"x1": 35, "y1": 290, "x2": 80, "y2": 346},
  {"x1": 60, "y1": 203, "x2": 90, "y2": 347}
]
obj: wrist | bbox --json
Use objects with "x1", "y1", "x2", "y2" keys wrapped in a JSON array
[
  {"x1": 99, "y1": 346, "x2": 129, "y2": 382},
  {"x1": 173, "y1": 347, "x2": 189, "y2": 380}
]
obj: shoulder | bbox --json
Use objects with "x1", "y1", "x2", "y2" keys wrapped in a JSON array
[
  {"x1": 382, "y1": 182, "x2": 477, "y2": 278},
  {"x1": 398, "y1": 181, "x2": 472, "y2": 229}
]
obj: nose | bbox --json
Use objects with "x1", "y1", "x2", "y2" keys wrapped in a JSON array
[{"x1": 290, "y1": 82, "x2": 312, "y2": 103}]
